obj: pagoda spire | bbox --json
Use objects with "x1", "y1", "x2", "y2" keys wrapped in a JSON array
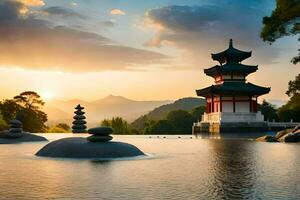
[{"x1": 229, "y1": 38, "x2": 233, "y2": 48}]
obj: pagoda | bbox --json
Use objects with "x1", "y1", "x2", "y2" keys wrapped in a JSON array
[{"x1": 194, "y1": 39, "x2": 270, "y2": 134}]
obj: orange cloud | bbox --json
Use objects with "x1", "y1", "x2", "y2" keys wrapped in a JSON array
[
  {"x1": 18, "y1": 0, "x2": 45, "y2": 6},
  {"x1": 110, "y1": 9, "x2": 126, "y2": 15}
]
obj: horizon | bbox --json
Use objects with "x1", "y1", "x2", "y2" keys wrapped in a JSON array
[{"x1": 0, "y1": 0, "x2": 299, "y2": 103}]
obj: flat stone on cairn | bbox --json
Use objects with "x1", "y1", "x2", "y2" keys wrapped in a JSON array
[
  {"x1": 87, "y1": 127, "x2": 114, "y2": 142},
  {"x1": 72, "y1": 104, "x2": 87, "y2": 133}
]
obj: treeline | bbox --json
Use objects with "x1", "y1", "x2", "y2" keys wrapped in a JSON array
[
  {"x1": 259, "y1": 74, "x2": 300, "y2": 122},
  {"x1": 100, "y1": 106, "x2": 205, "y2": 135}
]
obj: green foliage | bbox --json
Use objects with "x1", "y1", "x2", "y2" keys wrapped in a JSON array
[
  {"x1": 277, "y1": 93, "x2": 300, "y2": 122},
  {"x1": 0, "y1": 114, "x2": 8, "y2": 131},
  {"x1": 144, "y1": 120, "x2": 173, "y2": 134},
  {"x1": 17, "y1": 108, "x2": 48, "y2": 133},
  {"x1": 260, "y1": 0, "x2": 300, "y2": 64},
  {"x1": 0, "y1": 99, "x2": 22, "y2": 122},
  {"x1": 166, "y1": 110, "x2": 194, "y2": 133},
  {"x1": 286, "y1": 73, "x2": 300, "y2": 97},
  {"x1": 190, "y1": 106, "x2": 206, "y2": 122},
  {"x1": 48, "y1": 126, "x2": 69, "y2": 133},
  {"x1": 131, "y1": 97, "x2": 205, "y2": 132},
  {"x1": 258, "y1": 100, "x2": 278, "y2": 121},
  {"x1": 142, "y1": 108, "x2": 203, "y2": 134},
  {"x1": 0, "y1": 91, "x2": 48, "y2": 133},
  {"x1": 56, "y1": 123, "x2": 70, "y2": 131},
  {"x1": 100, "y1": 117, "x2": 130, "y2": 134},
  {"x1": 277, "y1": 74, "x2": 300, "y2": 122},
  {"x1": 14, "y1": 91, "x2": 45, "y2": 110}
]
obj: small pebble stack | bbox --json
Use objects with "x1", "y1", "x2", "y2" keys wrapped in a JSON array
[
  {"x1": 72, "y1": 104, "x2": 87, "y2": 133},
  {"x1": 87, "y1": 127, "x2": 114, "y2": 142},
  {"x1": 0, "y1": 119, "x2": 24, "y2": 138}
]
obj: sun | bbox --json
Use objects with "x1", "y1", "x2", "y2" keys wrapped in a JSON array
[{"x1": 41, "y1": 91, "x2": 55, "y2": 101}]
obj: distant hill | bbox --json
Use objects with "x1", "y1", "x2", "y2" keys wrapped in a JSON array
[
  {"x1": 43, "y1": 95, "x2": 171, "y2": 127},
  {"x1": 131, "y1": 97, "x2": 205, "y2": 131}
]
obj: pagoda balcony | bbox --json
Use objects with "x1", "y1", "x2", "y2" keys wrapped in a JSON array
[{"x1": 201, "y1": 111, "x2": 264, "y2": 123}]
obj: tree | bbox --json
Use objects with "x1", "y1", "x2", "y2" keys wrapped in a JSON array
[
  {"x1": 0, "y1": 113, "x2": 8, "y2": 131},
  {"x1": 0, "y1": 91, "x2": 48, "y2": 133},
  {"x1": 277, "y1": 94, "x2": 300, "y2": 122},
  {"x1": 190, "y1": 106, "x2": 206, "y2": 122},
  {"x1": 0, "y1": 99, "x2": 22, "y2": 122},
  {"x1": 260, "y1": 0, "x2": 300, "y2": 64},
  {"x1": 56, "y1": 123, "x2": 70, "y2": 131},
  {"x1": 166, "y1": 110, "x2": 194, "y2": 134},
  {"x1": 17, "y1": 108, "x2": 47, "y2": 133},
  {"x1": 144, "y1": 120, "x2": 173, "y2": 134},
  {"x1": 286, "y1": 73, "x2": 300, "y2": 97},
  {"x1": 258, "y1": 100, "x2": 278, "y2": 121},
  {"x1": 101, "y1": 119, "x2": 111, "y2": 127},
  {"x1": 277, "y1": 74, "x2": 300, "y2": 122},
  {"x1": 14, "y1": 91, "x2": 45, "y2": 110},
  {"x1": 100, "y1": 117, "x2": 130, "y2": 134}
]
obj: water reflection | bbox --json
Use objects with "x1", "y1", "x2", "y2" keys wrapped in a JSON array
[
  {"x1": 0, "y1": 135, "x2": 299, "y2": 199},
  {"x1": 206, "y1": 140, "x2": 259, "y2": 199}
]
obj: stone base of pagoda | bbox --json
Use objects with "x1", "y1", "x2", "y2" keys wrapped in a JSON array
[
  {"x1": 192, "y1": 111, "x2": 268, "y2": 134},
  {"x1": 201, "y1": 111, "x2": 264, "y2": 123}
]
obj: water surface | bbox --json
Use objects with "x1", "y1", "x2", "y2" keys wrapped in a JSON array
[{"x1": 0, "y1": 134, "x2": 299, "y2": 200}]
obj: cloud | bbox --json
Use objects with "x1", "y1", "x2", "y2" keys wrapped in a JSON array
[
  {"x1": 18, "y1": 0, "x2": 44, "y2": 6},
  {"x1": 0, "y1": 1, "x2": 169, "y2": 72},
  {"x1": 110, "y1": 9, "x2": 126, "y2": 15},
  {"x1": 101, "y1": 20, "x2": 115, "y2": 27},
  {"x1": 42, "y1": 6, "x2": 86, "y2": 19},
  {"x1": 144, "y1": 1, "x2": 280, "y2": 66}
]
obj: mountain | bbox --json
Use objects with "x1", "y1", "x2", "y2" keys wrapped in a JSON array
[
  {"x1": 130, "y1": 97, "x2": 205, "y2": 131},
  {"x1": 43, "y1": 95, "x2": 171, "y2": 126}
]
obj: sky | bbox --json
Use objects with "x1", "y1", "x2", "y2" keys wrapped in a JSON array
[{"x1": 0, "y1": 0, "x2": 299, "y2": 103}]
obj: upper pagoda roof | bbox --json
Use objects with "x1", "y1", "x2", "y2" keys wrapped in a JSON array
[
  {"x1": 196, "y1": 82, "x2": 270, "y2": 97},
  {"x1": 211, "y1": 39, "x2": 252, "y2": 64},
  {"x1": 204, "y1": 63, "x2": 258, "y2": 77}
]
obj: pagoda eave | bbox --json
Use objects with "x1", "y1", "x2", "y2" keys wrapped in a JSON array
[
  {"x1": 196, "y1": 82, "x2": 270, "y2": 97},
  {"x1": 204, "y1": 64, "x2": 258, "y2": 77}
]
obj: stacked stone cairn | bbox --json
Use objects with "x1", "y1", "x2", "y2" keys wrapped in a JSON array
[
  {"x1": 87, "y1": 127, "x2": 114, "y2": 142},
  {"x1": 0, "y1": 119, "x2": 24, "y2": 139},
  {"x1": 72, "y1": 104, "x2": 87, "y2": 133}
]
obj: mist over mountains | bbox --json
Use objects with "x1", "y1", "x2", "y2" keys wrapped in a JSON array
[{"x1": 43, "y1": 95, "x2": 172, "y2": 126}]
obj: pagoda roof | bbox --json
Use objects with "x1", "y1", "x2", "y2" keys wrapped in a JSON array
[
  {"x1": 196, "y1": 82, "x2": 270, "y2": 97},
  {"x1": 211, "y1": 39, "x2": 252, "y2": 64},
  {"x1": 204, "y1": 63, "x2": 258, "y2": 77}
]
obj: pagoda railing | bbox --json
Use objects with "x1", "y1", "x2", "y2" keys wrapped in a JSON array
[{"x1": 201, "y1": 111, "x2": 265, "y2": 123}]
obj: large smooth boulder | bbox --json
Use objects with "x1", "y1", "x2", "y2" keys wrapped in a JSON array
[
  {"x1": 275, "y1": 129, "x2": 292, "y2": 139},
  {"x1": 36, "y1": 137, "x2": 145, "y2": 158},
  {"x1": 0, "y1": 132, "x2": 48, "y2": 144},
  {"x1": 256, "y1": 135, "x2": 278, "y2": 142},
  {"x1": 278, "y1": 133, "x2": 300, "y2": 143}
]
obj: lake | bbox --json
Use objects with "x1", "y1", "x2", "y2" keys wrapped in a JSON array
[{"x1": 0, "y1": 134, "x2": 299, "y2": 200}]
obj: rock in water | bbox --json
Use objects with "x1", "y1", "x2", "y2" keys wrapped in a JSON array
[
  {"x1": 275, "y1": 129, "x2": 292, "y2": 139},
  {"x1": 35, "y1": 137, "x2": 144, "y2": 158},
  {"x1": 88, "y1": 127, "x2": 114, "y2": 136},
  {"x1": 278, "y1": 133, "x2": 300, "y2": 143},
  {"x1": 256, "y1": 135, "x2": 278, "y2": 142},
  {"x1": 0, "y1": 119, "x2": 47, "y2": 143}
]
